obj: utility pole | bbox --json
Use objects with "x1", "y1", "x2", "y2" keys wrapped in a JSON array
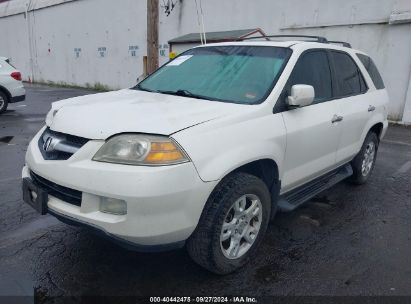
[{"x1": 147, "y1": 0, "x2": 159, "y2": 75}]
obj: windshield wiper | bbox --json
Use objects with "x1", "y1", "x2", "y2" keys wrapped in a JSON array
[
  {"x1": 156, "y1": 89, "x2": 213, "y2": 101},
  {"x1": 135, "y1": 85, "x2": 213, "y2": 101},
  {"x1": 134, "y1": 84, "x2": 158, "y2": 93}
]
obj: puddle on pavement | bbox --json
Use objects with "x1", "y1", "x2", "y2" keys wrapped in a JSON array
[
  {"x1": 34, "y1": 286, "x2": 50, "y2": 303},
  {"x1": 0, "y1": 136, "x2": 14, "y2": 144},
  {"x1": 0, "y1": 216, "x2": 60, "y2": 244},
  {"x1": 0, "y1": 272, "x2": 34, "y2": 299},
  {"x1": 311, "y1": 195, "x2": 333, "y2": 204},
  {"x1": 254, "y1": 262, "x2": 283, "y2": 283}
]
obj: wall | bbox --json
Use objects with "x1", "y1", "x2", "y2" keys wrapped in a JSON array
[
  {"x1": 0, "y1": 0, "x2": 410, "y2": 122},
  {"x1": 403, "y1": 74, "x2": 411, "y2": 124},
  {"x1": 0, "y1": 0, "x2": 147, "y2": 90},
  {"x1": 0, "y1": 10, "x2": 31, "y2": 77}
]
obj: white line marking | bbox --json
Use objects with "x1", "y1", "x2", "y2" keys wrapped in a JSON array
[
  {"x1": 23, "y1": 118, "x2": 44, "y2": 122},
  {"x1": 382, "y1": 139, "x2": 411, "y2": 147},
  {"x1": 395, "y1": 161, "x2": 411, "y2": 176}
]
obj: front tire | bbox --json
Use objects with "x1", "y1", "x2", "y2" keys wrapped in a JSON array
[
  {"x1": 186, "y1": 172, "x2": 271, "y2": 274},
  {"x1": 350, "y1": 132, "x2": 379, "y2": 185},
  {"x1": 0, "y1": 91, "x2": 9, "y2": 114}
]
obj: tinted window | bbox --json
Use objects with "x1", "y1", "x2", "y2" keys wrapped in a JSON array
[
  {"x1": 356, "y1": 54, "x2": 385, "y2": 89},
  {"x1": 137, "y1": 46, "x2": 291, "y2": 105},
  {"x1": 288, "y1": 51, "x2": 332, "y2": 103},
  {"x1": 4, "y1": 58, "x2": 16, "y2": 69},
  {"x1": 331, "y1": 51, "x2": 367, "y2": 97}
]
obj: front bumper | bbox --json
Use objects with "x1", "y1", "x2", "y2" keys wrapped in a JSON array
[
  {"x1": 11, "y1": 94, "x2": 25, "y2": 103},
  {"x1": 23, "y1": 127, "x2": 218, "y2": 249}
]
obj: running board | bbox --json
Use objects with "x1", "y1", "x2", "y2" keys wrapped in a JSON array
[{"x1": 278, "y1": 164, "x2": 353, "y2": 212}]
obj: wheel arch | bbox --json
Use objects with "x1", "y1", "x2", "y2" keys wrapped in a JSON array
[
  {"x1": 0, "y1": 85, "x2": 11, "y2": 101},
  {"x1": 369, "y1": 122, "x2": 384, "y2": 140},
  {"x1": 215, "y1": 158, "x2": 281, "y2": 219},
  {"x1": 358, "y1": 115, "x2": 386, "y2": 151},
  {"x1": 232, "y1": 158, "x2": 279, "y2": 191}
]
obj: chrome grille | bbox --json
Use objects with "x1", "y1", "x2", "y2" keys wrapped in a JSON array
[{"x1": 38, "y1": 128, "x2": 89, "y2": 160}]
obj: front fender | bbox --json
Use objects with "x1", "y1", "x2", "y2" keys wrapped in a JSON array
[{"x1": 173, "y1": 113, "x2": 287, "y2": 182}]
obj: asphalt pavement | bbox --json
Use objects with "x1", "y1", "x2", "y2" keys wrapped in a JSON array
[{"x1": 0, "y1": 83, "x2": 410, "y2": 301}]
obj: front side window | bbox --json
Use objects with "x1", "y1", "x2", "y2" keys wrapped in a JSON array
[
  {"x1": 356, "y1": 53, "x2": 385, "y2": 90},
  {"x1": 331, "y1": 51, "x2": 367, "y2": 97},
  {"x1": 287, "y1": 50, "x2": 332, "y2": 103},
  {"x1": 136, "y1": 46, "x2": 291, "y2": 104}
]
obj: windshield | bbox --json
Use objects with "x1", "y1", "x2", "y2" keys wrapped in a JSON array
[{"x1": 135, "y1": 46, "x2": 291, "y2": 104}]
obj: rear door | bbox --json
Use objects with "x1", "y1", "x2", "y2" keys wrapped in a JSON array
[
  {"x1": 280, "y1": 50, "x2": 342, "y2": 193},
  {"x1": 329, "y1": 51, "x2": 371, "y2": 165}
]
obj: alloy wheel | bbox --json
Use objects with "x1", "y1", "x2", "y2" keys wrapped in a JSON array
[
  {"x1": 220, "y1": 194, "x2": 263, "y2": 259},
  {"x1": 361, "y1": 142, "x2": 375, "y2": 176},
  {"x1": 0, "y1": 95, "x2": 4, "y2": 110}
]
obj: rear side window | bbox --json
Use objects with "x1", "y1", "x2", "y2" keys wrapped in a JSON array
[
  {"x1": 331, "y1": 51, "x2": 367, "y2": 97},
  {"x1": 288, "y1": 51, "x2": 332, "y2": 103},
  {"x1": 0, "y1": 59, "x2": 16, "y2": 69},
  {"x1": 356, "y1": 54, "x2": 385, "y2": 89}
]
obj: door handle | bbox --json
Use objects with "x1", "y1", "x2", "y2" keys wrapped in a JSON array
[
  {"x1": 331, "y1": 114, "x2": 343, "y2": 123},
  {"x1": 368, "y1": 105, "x2": 376, "y2": 112}
]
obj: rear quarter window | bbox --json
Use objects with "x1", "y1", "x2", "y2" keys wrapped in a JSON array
[
  {"x1": 0, "y1": 59, "x2": 15, "y2": 70},
  {"x1": 356, "y1": 54, "x2": 385, "y2": 90}
]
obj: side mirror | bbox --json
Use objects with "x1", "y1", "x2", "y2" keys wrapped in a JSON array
[{"x1": 286, "y1": 84, "x2": 315, "y2": 108}]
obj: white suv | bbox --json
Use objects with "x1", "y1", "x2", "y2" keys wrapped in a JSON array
[
  {"x1": 0, "y1": 57, "x2": 26, "y2": 113},
  {"x1": 22, "y1": 36, "x2": 389, "y2": 274}
]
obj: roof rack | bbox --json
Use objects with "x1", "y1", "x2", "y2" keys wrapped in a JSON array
[
  {"x1": 237, "y1": 35, "x2": 352, "y2": 48},
  {"x1": 237, "y1": 35, "x2": 329, "y2": 43},
  {"x1": 328, "y1": 41, "x2": 352, "y2": 48}
]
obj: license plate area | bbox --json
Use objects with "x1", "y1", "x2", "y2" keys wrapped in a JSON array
[{"x1": 22, "y1": 177, "x2": 48, "y2": 215}]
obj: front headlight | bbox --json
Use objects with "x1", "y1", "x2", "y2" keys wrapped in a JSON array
[{"x1": 92, "y1": 134, "x2": 190, "y2": 166}]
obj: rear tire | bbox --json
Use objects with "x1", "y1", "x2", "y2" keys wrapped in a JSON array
[
  {"x1": 350, "y1": 132, "x2": 379, "y2": 185},
  {"x1": 186, "y1": 172, "x2": 271, "y2": 274},
  {"x1": 0, "y1": 91, "x2": 9, "y2": 114}
]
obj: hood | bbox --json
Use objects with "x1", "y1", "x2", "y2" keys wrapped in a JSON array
[{"x1": 48, "y1": 89, "x2": 247, "y2": 139}]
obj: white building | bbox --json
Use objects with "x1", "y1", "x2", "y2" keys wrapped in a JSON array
[{"x1": 0, "y1": 0, "x2": 410, "y2": 123}]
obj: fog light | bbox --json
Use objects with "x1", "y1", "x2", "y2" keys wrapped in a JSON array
[{"x1": 100, "y1": 197, "x2": 127, "y2": 215}]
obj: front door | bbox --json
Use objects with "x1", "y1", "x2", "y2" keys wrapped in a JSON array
[{"x1": 280, "y1": 50, "x2": 342, "y2": 193}]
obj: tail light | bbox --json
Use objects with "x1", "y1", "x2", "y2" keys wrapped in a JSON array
[{"x1": 11, "y1": 72, "x2": 22, "y2": 81}]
